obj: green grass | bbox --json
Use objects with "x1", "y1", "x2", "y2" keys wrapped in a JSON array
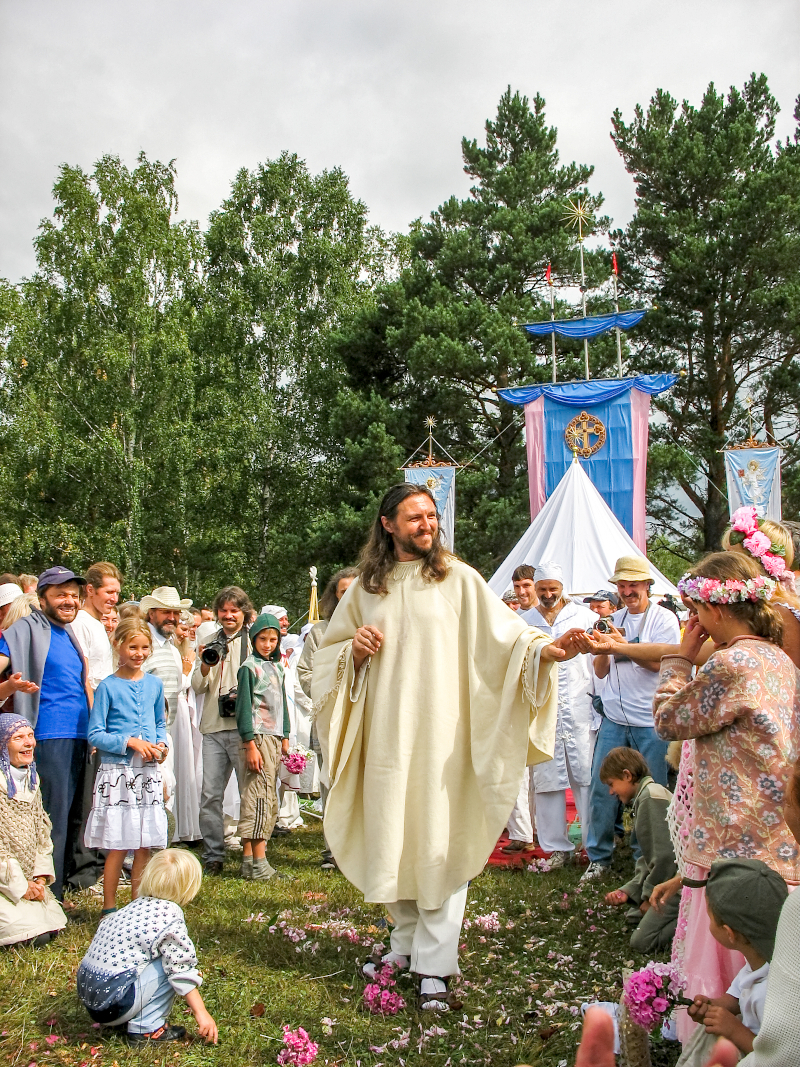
[{"x1": 0, "y1": 827, "x2": 681, "y2": 1067}]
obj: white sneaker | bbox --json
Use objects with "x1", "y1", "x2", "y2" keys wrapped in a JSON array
[
  {"x1": 580, "y1": 861, "x2": 610, "y2": 883},
  {"x1": 546, "y1": 850, "x2": 570, "y2": 870}
]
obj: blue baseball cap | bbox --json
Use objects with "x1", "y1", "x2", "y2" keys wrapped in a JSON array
[
  {"x1": 583, "y1": 588, "x2": 619, "y2": 606},
  {"x1": 37, "y1": 567, "x2": 86, "y2": 591}
]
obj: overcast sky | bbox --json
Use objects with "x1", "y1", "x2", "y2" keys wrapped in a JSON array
[{"x1": 1, "y1": 0, "x2": 797, "y2": 282}]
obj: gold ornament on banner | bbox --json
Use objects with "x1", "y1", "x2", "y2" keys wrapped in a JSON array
[{"x1": 564, "y1": 410, "x2": 606, "y2": 457}]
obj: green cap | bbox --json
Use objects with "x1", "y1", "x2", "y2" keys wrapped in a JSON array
[
  {"x1": 706, "y1": 859, "x2": 788, "y2": 961},
  {"x1": 248, "y1": 614, "x2": 282, "y2": 661}
]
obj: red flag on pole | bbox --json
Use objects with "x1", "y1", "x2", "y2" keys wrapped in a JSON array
[
  {"x1": 612, "y1": 252, "x2": 619, "y2": 276},
  {"x1": 545, "y1": 262, "x2": 552, "y2": 285}
]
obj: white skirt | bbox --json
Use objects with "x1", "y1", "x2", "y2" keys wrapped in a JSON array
[{"x1": 85, "y1": 755, "x2": 168, "y2": 851}]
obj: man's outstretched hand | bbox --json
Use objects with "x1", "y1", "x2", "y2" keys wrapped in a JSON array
[
  {"x1": 573, "y1": 1007, "x2": 740, "y2": 1067},
  {"x1": 540, "y1": 633, "x2": 581, "y2": 663}
]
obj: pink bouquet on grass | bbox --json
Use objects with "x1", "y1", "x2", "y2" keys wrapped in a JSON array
[
  {"x1": 363, "y1": 963, "x2": 406, "y2": 1015},
  {"x1": 277, "y1": 1025, "x2": 318, "y2": 1066},
  {"x1": 282, "y1": 751, "x2": 310, "y2": 775},
  {"x1": 622, "y1": 961, "x2": 684, "y2": 1031}
]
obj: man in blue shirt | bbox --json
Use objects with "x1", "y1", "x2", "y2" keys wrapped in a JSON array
[{"x1": 0, "y1": 567, "x2": 93, "y2": 899}]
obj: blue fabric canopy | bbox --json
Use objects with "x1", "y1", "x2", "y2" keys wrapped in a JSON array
[
  {"x1": 498, "y1": 374, "x2": 678, "y2": 408},
  {"x1": 523, "y1": 310, "x2": 646, "y2": 339}
]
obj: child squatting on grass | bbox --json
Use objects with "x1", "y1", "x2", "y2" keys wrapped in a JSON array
[
  {"x1": 77, "y1": 849, "x2": 217, "y2": 1045},
  {"x1": 85, "y1": 617, "x2": 169, "y2": 915},
  {"x1": 683, "y1": 859, "x2": 787, "y2": 1062},
  {"x1": 599, "y1": 746, "x2": 680, "y2": 953},
  {"x1": 235, "y1": 612, "x2": 290, "y2": 881}
]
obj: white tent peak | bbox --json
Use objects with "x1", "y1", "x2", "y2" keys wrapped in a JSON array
[{"x1": 489, "y1": 458, "x2": 679, "y2": 598}]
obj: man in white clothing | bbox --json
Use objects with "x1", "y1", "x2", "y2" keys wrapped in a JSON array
[
  {"x1": 313, "y1": 485, "x2": 577, "y2": 1011},
  {"x1": 577, "y1": 556, "x2": 681, "y2": 881},
  {"x1": 71, "y1": 562, "x2": 121, "y2": 690},
  {"x1": 512, "y1": 563, "x2": 596, "y2": 868}
]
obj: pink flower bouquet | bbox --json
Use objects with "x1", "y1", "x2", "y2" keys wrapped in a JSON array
[
  {"x1": 277, "y1": 1026, "x2": 318, "y2": 1066},
  {"x1": 282, "y1": 751, "x2": 310, "y2": 775},
  {"x1": 622, "y1": 961, "x2": 684, "y2": 1031},
  {"x1": 363, "y1": 963, "x2": 406, "y2": 1015}
]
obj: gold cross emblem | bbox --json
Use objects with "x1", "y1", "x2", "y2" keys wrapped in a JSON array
[{"x1": 564, "y1": 410, "x2": 606, "y2": 457}]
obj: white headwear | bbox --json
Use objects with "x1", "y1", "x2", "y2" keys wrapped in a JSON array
[
  {"x1": 140, "y1": 586, "x2": 193, "y2": 612},
  {"x1": 261, "y1": 604, "x2": 288, "y2": 620},
  {"x1": 0, "y1": 583, "x2": 23, "y2": 609},
  {"x1": 196, "y1": 620, "x2": 220, "y2": 645},
  {"x1": 534, "y1": 561, "x2": 564, "y2": 585}
]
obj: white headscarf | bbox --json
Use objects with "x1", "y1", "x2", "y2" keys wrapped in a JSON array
[
  {"x1": 261, "y1": 604, "x2": 288, "y2": 620},
  {"x1": 535, "y1": 561, "x2": 564, "y2": 585}
]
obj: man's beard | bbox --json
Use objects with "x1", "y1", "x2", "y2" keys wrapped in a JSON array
[
  {"x1": 539, "y1": 596, "x2": 561, "y2": 610},
  {"x1": 393, "y1": 531, "x2": 436, "y2": 559},
  {"x1": 153, "y1": 620, "x2": 176, "y2": 639},
  {"x1": 40, "y1": 601, "x2": 76, "y2": 625}
]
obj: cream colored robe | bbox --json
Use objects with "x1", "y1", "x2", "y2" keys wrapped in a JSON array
[{"x1": 311, "y1": 558, "x2": 559, "y2": 910}]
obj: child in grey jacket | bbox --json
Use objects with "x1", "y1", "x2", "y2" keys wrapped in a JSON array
[{"x1": 599, "y1": 746, "x2": 680, "y2": 953}]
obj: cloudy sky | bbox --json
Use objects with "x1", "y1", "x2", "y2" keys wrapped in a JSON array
[{"x1": 1, "y1": 0, "x2": 797, "y2": 282}]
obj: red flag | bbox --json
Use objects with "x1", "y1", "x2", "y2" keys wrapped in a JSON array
[
  {"x1": 545, "y1": 262, "x2": 552, "y2": 285},
  {"x1": 612, "y1": 252, "x2": 619, "y2": 276}
]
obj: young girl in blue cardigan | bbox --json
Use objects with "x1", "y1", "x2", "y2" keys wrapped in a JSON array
[{"x1": 85, "y1": 617, "x2": 168, "y2": 914}]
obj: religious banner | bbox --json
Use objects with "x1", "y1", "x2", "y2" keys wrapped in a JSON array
[
  {"x1": 497, "y1": 375, "x2": 677, "y2": 551},
  {"x1": 724, "y1": 446, "x2": 782, "y2": 520},
  {"x1": 404, "y1": 465, "x2": 456, "y2": 549}
]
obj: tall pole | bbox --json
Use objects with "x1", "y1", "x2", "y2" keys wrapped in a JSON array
[
  {"x1": 548, "y1": 266, "x2": 557, "y2": 383},
  {"x1": 612, "y1": 269, "x2": 623, "y2": 378},
  {"x1": 578, "y1": 215, "x2": 589, "y2": 380}
]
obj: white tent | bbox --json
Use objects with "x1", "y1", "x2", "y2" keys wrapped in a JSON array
[{"x1": 489, "y1": 457, "x2": 679, "y2": 598}]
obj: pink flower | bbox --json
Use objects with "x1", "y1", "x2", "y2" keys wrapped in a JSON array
[
  {"x1": 731, "y1": 506, "x2": 759, "y2": 535},
  {"x1": 762, "y1": 553, "x2": 786, "y2": 578},
  {"x1": 743, "y1": 531, "x2": 771, "y2": 558},
  {"x1": 277, "y1": 1026, "x2": 318, "y2": 1066}
]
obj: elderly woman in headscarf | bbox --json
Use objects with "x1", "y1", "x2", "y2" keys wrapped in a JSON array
[{"x1": 0, "y1": 714, "x2": 66, "y2": 945}]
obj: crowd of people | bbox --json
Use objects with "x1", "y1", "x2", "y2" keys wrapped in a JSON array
[{"x1": 0, "y1": 489, "x2": 798, "y2": 1065}]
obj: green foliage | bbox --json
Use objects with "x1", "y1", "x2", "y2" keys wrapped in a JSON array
[
  {"x1": 331, "y1": 88, "x2": 611, "y2": 574},
  {"x1": 613, "y1": 75, "x2": 800, "y2": 552},
  {"x1": 0, "y1": 153, "x2": 203, "y2": 589}
]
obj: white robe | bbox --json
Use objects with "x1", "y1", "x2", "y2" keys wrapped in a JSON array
[
  {"x1": 525, "y1": 601, "x2": 595, "y2": 793},
  {"x1": 312, "y1": 557, "x2": 558, "y2": 910}
]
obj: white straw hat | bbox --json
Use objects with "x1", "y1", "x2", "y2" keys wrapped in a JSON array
[
  {"x1": 0, "y1": 583, "x2": 23, "y2": 608},
  {"x1": 140, "y1": 586, "x2": 193, "y2": 612}
]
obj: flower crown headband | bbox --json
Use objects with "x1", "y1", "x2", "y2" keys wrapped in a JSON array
[
  {"x1": 677, "y1": 572, "x2": 776, "y2": 604},
  {"x1": 727, "y1": 506, "x2": 788, "y2": 579}
]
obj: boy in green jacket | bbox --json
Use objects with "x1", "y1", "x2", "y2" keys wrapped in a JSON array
[
  {"x1": 599, "y1": 746, "x2": 680, "y2": 953},
  {"x1": 235, "y1": 613, "x2": 290, "y2": 881}
]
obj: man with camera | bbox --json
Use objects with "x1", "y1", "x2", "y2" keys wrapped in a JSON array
[
  {"x1": 191, "y1": 586, "x2": 255, "y2": 875},
  {"x1": 573, "y1": 556, "x2": 680, "y2": 883}
]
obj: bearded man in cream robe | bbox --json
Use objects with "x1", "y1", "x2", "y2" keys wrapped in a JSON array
[{"x1": 311, "y1": 484, "x2": 580, "y2": 1011}]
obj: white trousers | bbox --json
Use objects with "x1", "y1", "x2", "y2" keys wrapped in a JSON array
[
  {"x1": 506, "y1": 768, "x2": 535, "y2": 842},
  {"x1": 535, "y1": 781, "x2": 589, "y2": 853},
  {"x1": 387, "y1": 883, "x2": 468, "y2": 977}
]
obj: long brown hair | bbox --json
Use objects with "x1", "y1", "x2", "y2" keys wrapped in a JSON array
[
  {"x1": 690, "y1": 551, "x2": 783, "y2": 645},
  {"x1": 319, "y1": 567, "x2": 360, "y2": 620},
  {"x1": 358, "y1": 484, "x2": 452, "y2": 596}
]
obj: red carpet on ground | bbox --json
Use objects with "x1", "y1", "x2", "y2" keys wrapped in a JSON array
[{"x1": 487, "y1": 789, "x2": 584, "y2": 868}]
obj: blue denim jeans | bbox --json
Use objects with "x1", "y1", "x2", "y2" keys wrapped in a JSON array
[
  {"x1": 115, "y1": 959, "x2": 176, "y2": 1035},
  {"x1": 585, "y1": 718, "x2": 670, "y2": 866}
]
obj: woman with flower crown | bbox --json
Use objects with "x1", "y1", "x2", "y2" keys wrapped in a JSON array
[{"x1": 650, "y1": 550, "x2": 800, "y2": 1050}]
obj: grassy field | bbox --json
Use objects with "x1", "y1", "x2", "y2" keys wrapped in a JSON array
[{"x1": 0, "y1": 826, "x2": 682, "y2": 1067}]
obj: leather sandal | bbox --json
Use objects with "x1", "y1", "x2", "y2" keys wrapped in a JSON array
[{"x1": 417, "y1": 976, "x2": 463, "y2": 1013}]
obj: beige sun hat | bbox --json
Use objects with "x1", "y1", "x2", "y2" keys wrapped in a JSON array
[
  {"x1": 140, "y1": 586, "x2": 193, "y2": 612},
  {"x1": 608, "y1": 556, "x2": 653, "y2": 585}
]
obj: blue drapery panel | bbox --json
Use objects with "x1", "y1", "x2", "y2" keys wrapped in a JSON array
[
  {"x1": 498, "y1": 374, "x2": 677, "y2": 408},
  {"x1": 523, "y1": 310, "x2": 646, "y2": 339},
  {"x1": 544, "y1": 393, "x2": 634, "y2": 534}
]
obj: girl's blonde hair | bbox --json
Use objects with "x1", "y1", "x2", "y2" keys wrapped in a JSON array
[
  {"x1": 112, "y1": 616, "x2": 152, "y2": 650},
  {"x1": 118, "y1": 602, "x2": 143, "y2": 622},
  {"x1": 691, "y1": 551, "x2": 784, "y2": 644},
  {"x1": 722, "y1": 519, "x2": 799, "y2": 607},
  {"x1": 3, "y1": 593, "x2": 37, "y2": 628},
  {"x1": 138, "y1": 848, "x2": 203, "y2": 906}
]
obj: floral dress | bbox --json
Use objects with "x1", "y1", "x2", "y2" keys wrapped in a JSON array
[{"x1": 654, "y1": 637, "x2": 800, "y2": 882}]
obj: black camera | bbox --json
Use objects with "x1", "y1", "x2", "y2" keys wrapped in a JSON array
[
  {"x1": 218, "y1": 690, "x2": 237, "y2": 718},
  {"x1": 594, "y1": 618, "x2": 613, "y2": 634},
  {"x1": 201, "y1": 629, "x2": 229, "y2": 666}
]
